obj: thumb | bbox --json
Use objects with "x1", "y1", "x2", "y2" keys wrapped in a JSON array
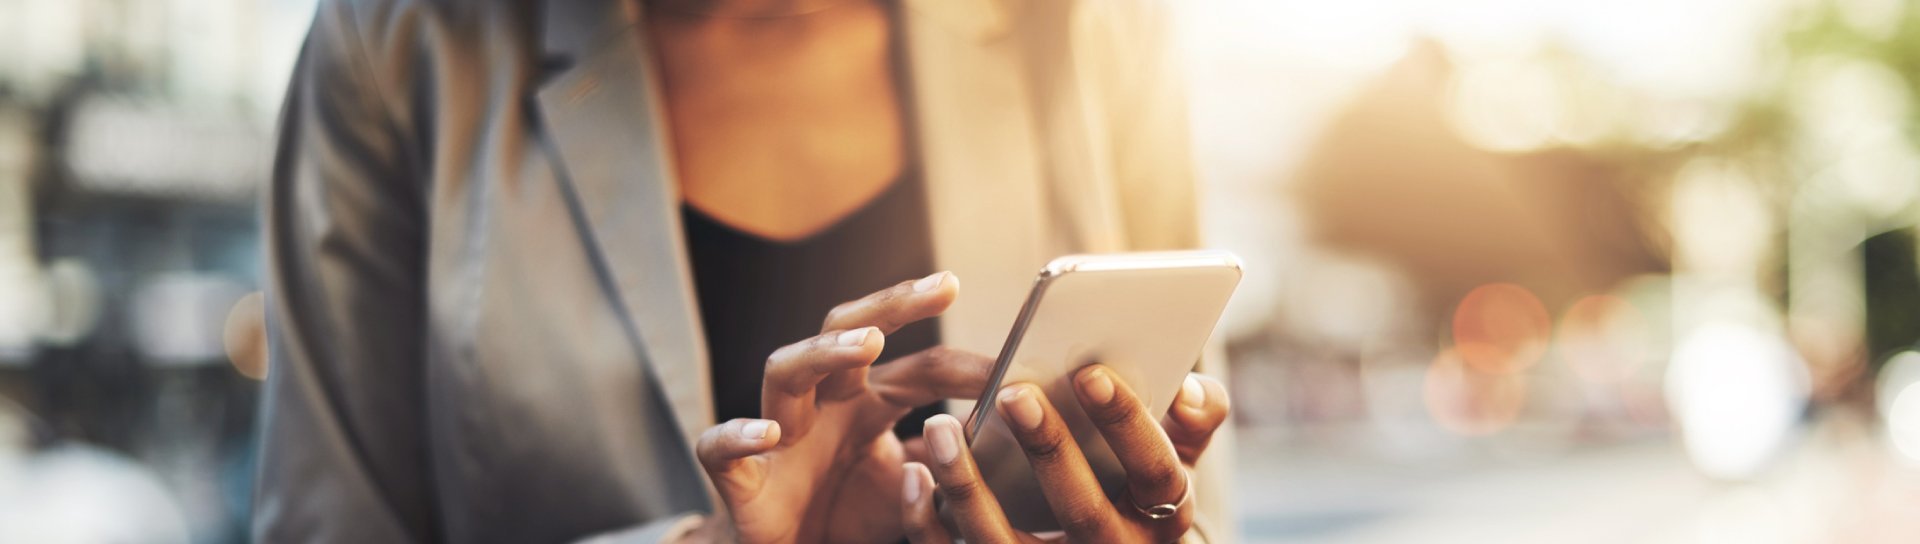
[{"x1": 696, "y1": 419, "x2": 781, "y2": 502}]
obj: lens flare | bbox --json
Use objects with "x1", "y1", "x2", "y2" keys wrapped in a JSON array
[{"x1": 1452, "y1": 283, "x2": 1553, "y2": 375}]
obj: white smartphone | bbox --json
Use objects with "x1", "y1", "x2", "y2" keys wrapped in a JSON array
[{"x1": 956, "y1": 250, "x2": 1242, "y2": 532}]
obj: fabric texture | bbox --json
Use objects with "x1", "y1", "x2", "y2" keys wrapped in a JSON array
[{"x1": 255, "y1": 0, "x2": 1233, "y2": 542}]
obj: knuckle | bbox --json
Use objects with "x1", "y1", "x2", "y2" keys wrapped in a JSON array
[
  {"x1": 810, "y1": 331, "x2": 841, "y2": 348},
  {"x1": 763, "y1": 354, "x2": 807, "y2": 393},
  {"x1": 938, "y1": 477, "x2": 984, "y2": 503},
  {"x1": 1020, "y1": 433, "x2": 1068, "y2": 464},
  {"x1": 822, "y1": 302, "x2": 857, "y2": 328},
  {"x1": 1135, "y1": 465, "x2": 1181, "y2": 494},
  {"x1": 766, "y1": 341, "x2": 807, "y2": 371},
  {"x1": 922, "y1": 346, "x2": 961, "y2": 371},
  {"x1": 1057, "y1": 509, "x2": 1107, "y2": 538},
  {"x1": 1089, "y1": 399, "x2": 1140, "y2": 428}
]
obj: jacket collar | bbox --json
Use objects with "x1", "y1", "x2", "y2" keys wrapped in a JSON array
[
  {"x1": 536, "y1": 0, "x2": 713, "y2": 458},
  {"x1": 532, "y1": 0, "x2": 1046, "y2": 455}
]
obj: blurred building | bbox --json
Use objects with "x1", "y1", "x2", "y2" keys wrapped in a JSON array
[{"x1": 0, "y1": 1, "x2": 313, "y2": 542}]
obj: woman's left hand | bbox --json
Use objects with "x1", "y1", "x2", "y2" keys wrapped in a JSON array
[{"x1": 901, "y1": 365, "x2": 1232, "y2": 543}]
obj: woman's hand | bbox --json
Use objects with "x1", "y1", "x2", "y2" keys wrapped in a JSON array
[
  {"x1": 900, "y1": 366, "x2": 1231, "y2": 543},
  {"x1": 692, "y1": 272, "x2": 996, "y2": 543}
]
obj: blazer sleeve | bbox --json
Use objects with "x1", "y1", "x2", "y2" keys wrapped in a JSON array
[{"x1": 251, "y1": 1, "x2": 437, "y2": 541}]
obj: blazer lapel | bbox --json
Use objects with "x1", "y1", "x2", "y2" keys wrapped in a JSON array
[
  {"x1": 532, "y1": 0, "x2": 1062, "y2": 446},
  {"x1": 535, "y1": 0, "x2": 713, "y2": 453}
]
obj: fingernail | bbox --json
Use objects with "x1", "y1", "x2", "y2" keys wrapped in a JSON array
[
  {"x1": 999, "y1": 385, "x2": 1044, "y2": 430},
  {"x1": 1081, "y1": 368, "x2": 1115, "y2": 405},
  {"x1": 1181, "y1": 375, "x2": 1206, "y2": 409},
  {"x1": 742, "y1": 420, "x2": 772, "y2": 439},
  {"x1": 902, "y1": 463, "x2": 924, "y2": 502},
  {"x1": 838, "y1": 327, "x2": 872, "y2": 347},
  {"x1": 927, "y1": 415, "x2": 961, "y2": 464},
  {"x1": 913, "y1": 271, "x2": 947, "y2": 292}
]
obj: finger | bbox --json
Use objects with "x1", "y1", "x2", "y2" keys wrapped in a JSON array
[
  {"x1": 816, "y1": 272, "x2": 954, "y2": 397},
  {"x1": 1163, "y1": 373, "x2": 1231, "y2": 465},
  {"x1": 902, "y1": 462, "x2": 956, "y2": 544},
  {"x1": 923, "y1": 414, "x2": 1023, "y2": 544},
  {"x1": 1072, "y1": 366, "x2": 1193, "y2": 535},
  {"x1": 996, "y1": 384, "x2": 1124, "y2": 540},
  {"x1": 696, "y1": 419, "x2": 781, "y2": 503},
  {"x1": 762, "y1": 328, "x2": 884, "y2": 440},
  {"x1": 820, "y1": 271, "x2": 957, "y2": 335},
  {"x1": 869, "y1": 347, "x2": 996, "y2": 407}
]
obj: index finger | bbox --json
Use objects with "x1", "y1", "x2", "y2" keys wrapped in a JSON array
[
  {"x1": 922, "y1": 414, "x2": 1024, "y2": 544},
  {"x1": 820, "y1": 271, "x2": 957, "y2": 335}
]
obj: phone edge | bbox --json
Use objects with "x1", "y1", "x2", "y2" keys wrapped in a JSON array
[
  {"x1": 960, "y1": 250, "x2": 1243, "y2": 443},
  {"x1": 964, "y1": 267, "x2": 1059, "y2": 443}
]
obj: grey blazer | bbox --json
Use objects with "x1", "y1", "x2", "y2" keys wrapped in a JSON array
[{"x1": 255, "y1": 0, "x2": 1234, "y2": 542}]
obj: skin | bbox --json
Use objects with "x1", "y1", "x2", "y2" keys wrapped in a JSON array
[
  {"x1": 901, "y1": 368, "x2": 1231, "y2": 544},
  {"x1": 657, "y1": 1, "x2": 1232, "y2": 541},
  {"x1": 648, "y1": 0, "x2": 907, "y2": 241},
  {"x1": 690, "y1": 274, "x2": 1232, "y2": 543},
  {"x1": 693, "y1": 272, "x2": 991, "y2": 543}
]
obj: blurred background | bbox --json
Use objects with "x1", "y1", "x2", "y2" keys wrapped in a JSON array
[{"x1": 0, "y1": 0, "x2": 1917, "y2": 542}]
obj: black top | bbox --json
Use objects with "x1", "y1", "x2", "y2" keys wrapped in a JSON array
[{"x1": 683, "y1": 175, "x2": 942, "y2": 434}]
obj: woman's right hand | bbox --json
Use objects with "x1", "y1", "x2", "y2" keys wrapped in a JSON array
[{"x1": 690, "y1": 272, "x2": 996, "y2": 543}]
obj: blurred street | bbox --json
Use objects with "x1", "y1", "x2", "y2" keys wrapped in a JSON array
[
  {"x1": 1236, "y1": 415, "x2": 1920, "y2": 543},
  {"x1": 5, "y1": 0, "x2": 1920, "y2": 541}
]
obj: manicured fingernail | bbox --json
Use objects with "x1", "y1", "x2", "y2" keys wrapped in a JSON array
[
  {"x1": 1081, "y1": 368, "x2": 1115, "y2": 405},
  {"x1": 838, "y1": 327, "x2": 872, "y2": 347},
  {"x1": 742, "y1": 420, "x2": 772, "y2": 439},
  {"x1": 999, "y1": 385, "x2": 1044, "y2": 431},
  {"x1": 913, "y1": 271, "x2": 948, "y2": 292},
  {"x1": 1181, "y1": 375, "x2": 1206, "y2": 409},
  {"x1": 902, "y1": 463, "x2": 924, "y2": 502},
  {"x1": 927, "y1": 415, "x2": 961, "y2": 464}
]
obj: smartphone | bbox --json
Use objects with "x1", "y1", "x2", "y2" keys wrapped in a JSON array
[{"x1": 955, "y1": 250, "x2": 1241, "y2": 532}]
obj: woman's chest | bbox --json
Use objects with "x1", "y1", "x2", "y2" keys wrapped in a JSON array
[{"x1": 645, "y1": 8, "x2": 910, "y2": 241}]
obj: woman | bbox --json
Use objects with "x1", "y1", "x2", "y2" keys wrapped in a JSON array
[{"x1": 255, "y1": 0, "x2": 1234, "y2": 542}]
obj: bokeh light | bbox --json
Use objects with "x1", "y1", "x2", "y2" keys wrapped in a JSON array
[
  {"x1": 1452, "y1": 283, "x2": 1552, "y2": 375},
  {"x1": 1878, "y1": 351, "x2": 1920, "y2": 466},
  {"x1": 1666, "y1": 323, "x2": 1810, "y2": 480},
  {"x1": 1557, "y1": 294, "x2": 1653, "y2": 385},
  {"x1": 1424, "y1": 348, "x2": 1528, "y2": 436},
  {"x1": 1888, "y1": 383, "x2": 1920, "y2": 467}
]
